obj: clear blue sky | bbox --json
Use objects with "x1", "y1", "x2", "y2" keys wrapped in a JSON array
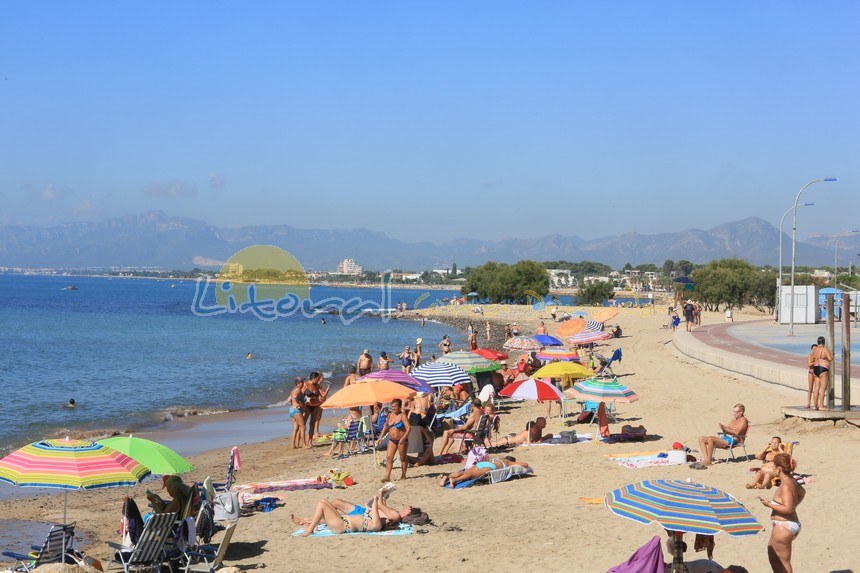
[{"x1": 1, "y1": 2, "x2": 858, "y2": 242}]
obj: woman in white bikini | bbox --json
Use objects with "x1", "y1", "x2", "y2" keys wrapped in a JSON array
[{"x1": 758, "y1": 453, "x2": 804, "y2": 573}]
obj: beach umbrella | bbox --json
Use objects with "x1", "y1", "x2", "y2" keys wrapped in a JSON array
[
  {"x1": 471, "y1": 348, "x2": 509, "y2": 361},
  {"x1": 533, "y1": 361, "x2": 594, "y2": 380},
  {"x1": 499, "y1": 377, "x2": 565, "y2": 402},
  {"x1": 97, "y1": 435, "x2": 194, "y2": 476},
  {"x1": 673, "y1": 276, "x2": 693, "y2": 284},
  {"x1": 567, "y1": 330, "x2": 613, "y2": 346},
  {"x1": 412, "y1": 361, "x2": 472, "y2": 388},
  {"x1": 604, "y1": 480, "x2": 763, "y2": 572},
  {"x1": 436, "y1": 351, "x2": 501, "y2": 374},
  {"x1": 0, "y1": 438, "x2": 151, "y2": 557},
  {"x1": 535, "y1": 348, "x2": 580, "y2": 362},
  {"x1": 555, "y1": 318, "x2": 586, "y2": 336},
  {"x1": 532, "y1": 334, "x2": 563, "y2": 347},
  {"x1": 565, "y1": 377, "x2": 640, "y2": 403},
  {"x1": 503, "y1": 336, "x2": 543, "y2": 351},
  {"x1": 322, "y1": 380, "x2": 414, "y2": 409},
  {"x1": 357, "y1": 370, "x2": 433, "y2": 394},
  {"x1": 570, "y1": 310, "x2": 588, "y2": 317},
  {"x1": 592, "y1": 307, "x2": 619, "y2": 323}
]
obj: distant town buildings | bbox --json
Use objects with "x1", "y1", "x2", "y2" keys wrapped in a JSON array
[{"x1": 336, "y1": 258, "x2": 363, "y2": 275}]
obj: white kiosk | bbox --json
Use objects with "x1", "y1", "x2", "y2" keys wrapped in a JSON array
[{"x1": 778, "y1": 285, "x2": 818, "y2": 325}]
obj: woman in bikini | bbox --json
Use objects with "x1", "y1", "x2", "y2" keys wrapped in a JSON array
[
  {"x1": 303, "y1": 372, "x2": 329, "y2": 446},
  {"x1": 812, "y1": 336, "x2": 833, "y2": 410},
  {"x1": 438, "y1": 456, "x2": 529, "y2": 488},
  {"x1": 289, "y1": 379, "x2": 307, "y2": 449},
  {"x1": 805, "y1": 345, "x2": 816, "y2": 409},
  {"x1": 292, "y1": 491, "x2": 418, "y2": 536},
  {"x1": 296, "y1": 492, "x2": 384, "y2": 537},
  {"x1": 758, "y1": 453, "x2": 804, "y2": 573},
  {"x1": 379, "y1": 398, "x2": 411, "y2": 482}
]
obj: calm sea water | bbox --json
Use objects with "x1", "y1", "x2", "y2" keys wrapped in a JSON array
[{"x1": 0, "y1": 274, "x2": 462, "y2": 451}]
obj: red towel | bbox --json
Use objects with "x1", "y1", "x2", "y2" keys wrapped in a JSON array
[{"x1": 598, "y1": 402, "x2": 610, "y2": 438}]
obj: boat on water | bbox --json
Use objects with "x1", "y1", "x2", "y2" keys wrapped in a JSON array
[{"x1": 62, "y1": 285, "x2": 79, "y2": 291}]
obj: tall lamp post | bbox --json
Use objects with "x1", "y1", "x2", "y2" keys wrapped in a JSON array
[
  {"x1": 790, "y1": 178, "x2": 837, "y2": 336},
  {"x1": 835, "y1": 229, "x2": 860, "y2": 282},
  {"x1": 777, "y1": 203, "x2": 813, "y2": 322}
]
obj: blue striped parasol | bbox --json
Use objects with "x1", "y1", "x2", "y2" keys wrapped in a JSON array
[{"x1": 412, "y1": 361, "x2": 472, "y2": 388}]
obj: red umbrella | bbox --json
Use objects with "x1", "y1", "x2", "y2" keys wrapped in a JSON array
[
  {"x1": 499, "y1": 378, "x2": 565, "y2": 401},
  {"x1": 471, "y1": 348, "x2": 509, "y2": 361}
]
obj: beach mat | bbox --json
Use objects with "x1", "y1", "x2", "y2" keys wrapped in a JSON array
[
  {"x1": 518, "y1": 435, "x2": 591, "y2": 446},
  {"x1": 234, "y1": 479, "x2": 332, "y2": 494},
  {"x1": 445, "y1": 465, "x2": 534, "y2": 488},
  {"x1": 292, "y1": 524, "x2": 413, "y2": 537}
]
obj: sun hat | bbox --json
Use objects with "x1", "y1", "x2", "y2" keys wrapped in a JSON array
[
  {"x1": 363, "y1": 348, "x2": 369, "y2": 354},
  {"x1": 672, "y1": 441, "x2": 684, "y2": 450},
  {"x1": 416, "y1": 338, "x2": 423, "y2": 345}
]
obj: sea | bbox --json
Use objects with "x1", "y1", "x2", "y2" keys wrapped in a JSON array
[{"x1": 0, "y1": 274, "x2": 463, "y2": 452}]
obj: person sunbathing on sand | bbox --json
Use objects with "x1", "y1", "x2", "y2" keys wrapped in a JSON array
[
  {"x1": 291, "y1": 492, "x2": 416, "y2": 533},
  {"x1": 438, "y1": 456, "x2": 529, "y2": 488},
  {"x1": 293, "y1": 492, "x2": 416, "y2": 536},
  {"x1": 490, "y1": 417, "x2": 553, "y2": 447},
  {"x1": 697, "y1": 403, "x2": 748, "y2": 466}
]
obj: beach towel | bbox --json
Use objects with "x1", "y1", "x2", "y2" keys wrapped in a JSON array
[
  {"x1": 233, "y1": 478, "x2": 332, "y2": 494},
  {"x1": 597, "y1": 402, "x2": 610, "y2": 438},
  {"x1": 291, "y1": 524, "x2": 413, "y2": 537},
  {"x1": 606, "y1": 535, "x2": 663, "y2": 573},
  {"x1": 434, "y1": 454, "x2": 464, "y2": 464},
  {"x1": 445, "y1": 465, "x2": 534, "y2": 488},
  {"x1": 615, "y1": 452, "x2": 685, "y2": 469},
  {"x1": 519, "y1": 434, "x2": 592, "y2": 446}
]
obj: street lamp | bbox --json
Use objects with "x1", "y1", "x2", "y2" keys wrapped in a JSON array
[
  {"x1": 790, "y1": 178, "x2": 837, "y2": 336},
  {"x1": 777, "y1": 203, "x2": 813, "y2": 322},
  {"x1": 835, "y1": 229, "x2": 860, "y2": 281}
]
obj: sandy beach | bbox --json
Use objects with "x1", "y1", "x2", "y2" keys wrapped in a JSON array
[{"x1": 1, "y1": 304, "x2": 858, "y2": 572}]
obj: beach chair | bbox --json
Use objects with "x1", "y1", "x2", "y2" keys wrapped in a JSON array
[
  {"x1": 437, "y1": 401, "x2": 471, "y2": 425},
  {"x1": 717, "y1": 423, "x2": 750, "y2": 462},
  {"x1": 182, "y1": 520, "x2": 237, "y2": 573},
  {"x1": 595, "y1": 348, "x2": 622, "y2": 377},
  {"x1": 2, "y1": 522, "x2": 75, "y2": 572},
  {"x1": 213, "y1": 448, "x2": 238, "y2": 492},
  {"x1": 357, "y1": 415, "x2": 376, "y2": 452},
  {"x1": 460, "y1": 414, "x2": 492, "y2": 453},
  {"x1": 581, "y1": 400, "x2": 618, "y2": 425},
  {"x1": 106, "y1": 511, "x2": 177, "y2": 573}
]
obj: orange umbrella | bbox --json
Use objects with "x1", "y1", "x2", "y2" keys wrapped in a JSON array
[
  {"x1": 593, "y1": 307, "x2": 619, "y2": 323},
  {"x1": 555, "y1": 318, "x2": 586, "y2": 337},
  {"x1": 322, "y1": 380, "x2": 414, "y2": 409}
]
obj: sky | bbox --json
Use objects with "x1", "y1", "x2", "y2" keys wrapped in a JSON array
[{"x1": 1, "y1": 2, "x2": 858, "y2": 242}]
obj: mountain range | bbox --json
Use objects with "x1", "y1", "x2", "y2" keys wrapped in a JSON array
[{"x1": 1, "y1": 211, "x2": 857, "y2": 270}]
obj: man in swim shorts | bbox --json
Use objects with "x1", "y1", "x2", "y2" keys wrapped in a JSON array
[{"x1": 697, "y1": 403, "x2": 748, "y2": 465}]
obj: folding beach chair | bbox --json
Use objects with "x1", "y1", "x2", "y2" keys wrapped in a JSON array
[
  {"x1": 357, "y1": 415, "x2": 376, "y2": 452},
  {"x1": 595, "y1": 348, "x2": 622, "y2": 378},
  {"x1": 460, "y1": 414, "x2": 492, "y2": 453},
  {"x1": 213, "y1": 448, "x2": 238, "y2": 492},
  {"x1": 182, "y1": 520, "x2": 237, "y2": 573},
  {"x1": 717, "y1": 423, "x2": 750, "y2": 462},
  {"x1": 106, "y1": 512, "x2": 177, "y2": 573},
  {"x1": 2, "y1": 522, "x2": 75, "y2": 572}
]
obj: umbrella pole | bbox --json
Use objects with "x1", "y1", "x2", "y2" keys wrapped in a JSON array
[{"x1": 62, "y1": 490, "x2": 68, "y2": 561}]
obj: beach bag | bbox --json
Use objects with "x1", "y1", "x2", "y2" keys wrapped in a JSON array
[
  {"x1": 401, "y1": 511, "x2": 431, "y2": 526},
  {"x1": 465, "y1": 446, "x2": 488, "y2": 469},
  {"x1": 213, "y1": 490, "x2": 240, "y2": 521}
]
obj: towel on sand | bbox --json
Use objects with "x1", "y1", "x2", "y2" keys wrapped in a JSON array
[
  {"x1": 446, "y1": 465, "x2": 534, "y2": 489},
  {"x1": 234, "y1": 479, "x2": 332, "y2": 494},
  {"x1": 291, "y1": 524, "x2": 413, "y2": 537},
  {"x1": 519, "y1": 435, "x2": 591, "y2": 446}
]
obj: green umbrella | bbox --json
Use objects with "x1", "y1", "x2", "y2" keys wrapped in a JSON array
[{"x1": 97, "y1": 435, "x2": 194, "y2": 476}]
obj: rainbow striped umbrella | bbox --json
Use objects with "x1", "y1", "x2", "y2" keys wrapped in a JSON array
[
  {"x1": 565, "y1": 377, "x2": 639, "y2": 403},
  {"x1": 605, "y1": 480, "x2": 762, "y2": 572},
  {"x1": 357, "y1": 370, "x2": 433, "y2": 394},
  {"x1": 503, "y1": 336, "x2": 543, "y2": 351},
  {"x1": 604, "y1": 479, "x2": 763, "y2": 536},
  {"x1": 536, "y1": 348, "x2": 581, "y2": 362},
  {"x1": 0, "y1": 438, "x2": 151, "y2": 539},
  {"x1": 567, "y1": 330, "x2": 613, "y2": 345}
]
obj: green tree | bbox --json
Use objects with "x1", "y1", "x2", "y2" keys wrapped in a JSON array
[
  {"x1": 461, "y1": 260, "x2": 550, "y2": 303},
  {"x1": 676, "y1": 260, "x2": 695, "y2": 276},
  {"x1": 623, "y1": 262, "x2": 633, "y2": 272},
  {"x1": 662, "y1": 260, "x2": 675, "y2": 275},
  {"x1": 691, "y1": 258, "x2": 776, "y2": 312},
  {"x1": 450, "y1": 262, "x2": 458, "y2": 276},
  {"x1": 579, "y1": 280, "x2": 615, "y2": 305}
]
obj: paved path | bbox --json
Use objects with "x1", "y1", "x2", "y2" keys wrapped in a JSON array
[{"x1": 673, "y1": 319, "x2": 859, "y2": 400}]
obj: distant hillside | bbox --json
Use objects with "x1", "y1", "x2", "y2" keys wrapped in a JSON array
[{"x1": 0, "y1": 211, "x2": 839, "y2": 270}]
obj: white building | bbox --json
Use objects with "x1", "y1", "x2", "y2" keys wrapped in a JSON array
[
  {"x1": 547, "y1": 269, "x2": 573, "y2": 288},
  {"x1": 336, "y1": 258, "x2": 363, "y2": 275}
]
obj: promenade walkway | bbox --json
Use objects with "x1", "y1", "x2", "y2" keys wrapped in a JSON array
[{"x1": 673, "y1": 319, "x2": 859, "y2": 403}]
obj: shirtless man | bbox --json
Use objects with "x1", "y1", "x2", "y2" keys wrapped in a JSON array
[
  {"x1": 746, "y1": 436, "x2": 786, "y2": 489},
  {"x1": 698, "y1": 403, "x2": 749, "y2": 465},
  {"x1": 536, "y1": 321, "x2": 548, "y2": 335},
  {"x1": 343, "y1": 365, "x2": 359, "y2": 387},
  {"x1": 437, "y1": 400, "x2": 482, "y2": 455},
  {"x1": 491, "y1": 417, "x2": 553, "y2": 447},
  {"x1": 499, "y1": 361, "x2": 516, "y2": 387},
  {"x1": 812, "y1": 336, "x2": 833, "y2": 410},
  {"x1": 485, "y1": 320, "x2": 491, "y2": 342},
  {"x1": 357, "y1": 349, "x2": 373, "y2": 376}
]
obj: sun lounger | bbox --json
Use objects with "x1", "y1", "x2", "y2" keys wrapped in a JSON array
[{"x1": 2, "y1": 522, "x2": 76, "y2": 572}]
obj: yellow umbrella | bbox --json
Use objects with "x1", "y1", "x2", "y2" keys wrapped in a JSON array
[
  {"x1": 322, "y1": 380, "x2": 414, "y2": 409},
  {"x1": 533, "y1": 361, "x2": 594, "y2": 380}
]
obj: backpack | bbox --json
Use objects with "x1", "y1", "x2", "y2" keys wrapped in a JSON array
[{"x1": 401, "y1": 511, "x2": 431, "y2": 525}]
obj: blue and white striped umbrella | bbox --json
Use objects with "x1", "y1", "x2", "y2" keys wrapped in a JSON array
[{"x1": 412, "y1": 361, "x2": 472, "y2": 388}]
